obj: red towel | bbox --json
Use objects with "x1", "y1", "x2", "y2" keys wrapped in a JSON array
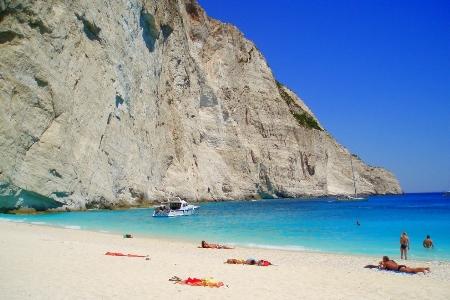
[
  {"x1": 185, "y1": 278, "x2": 203, "y2": 285},
  {"x1": 259, "y1": 260, "x2": 272, "y2": 266},
  {"x1": 177, "y1": 277, "x2": 224, "y2": 288}
]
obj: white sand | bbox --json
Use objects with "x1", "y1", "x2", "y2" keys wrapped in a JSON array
[{"x1": 0, "y1": 220, "x2": 449, "y2": 300}]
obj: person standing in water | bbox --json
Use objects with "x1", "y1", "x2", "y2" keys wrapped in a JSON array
[
  {"x1": 400, "y1": 232, "x2": 410, "y2": 260},
  {"x1": 423, "y1": 235, "x2": 433, "y2": 248}
]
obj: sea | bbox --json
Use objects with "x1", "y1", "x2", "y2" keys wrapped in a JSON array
[{"x1": 1, "y1": 193, "x2": 449, "y2": 261}]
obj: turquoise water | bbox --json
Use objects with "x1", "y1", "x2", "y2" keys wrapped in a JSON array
[{"x1": 1, "y1": 193, "x2": 449, "y2": 261}]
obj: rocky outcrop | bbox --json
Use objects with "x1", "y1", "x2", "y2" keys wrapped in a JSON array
[{"x1": 0, "y1": 0, "x2": 401, "y2": 210}]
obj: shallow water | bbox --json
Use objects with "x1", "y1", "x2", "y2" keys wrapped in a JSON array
[{"x1": 2, "y1": 193, "x2": 449, "y2": 261}]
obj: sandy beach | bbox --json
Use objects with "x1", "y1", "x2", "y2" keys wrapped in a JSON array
[{"x1": 0, "y1": 221, "x2": 449, "y2": 300}]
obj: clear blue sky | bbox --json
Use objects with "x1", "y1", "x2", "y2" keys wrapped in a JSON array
[{"x1": 199, "y1": 0, "x2": 450, "y2": 193}]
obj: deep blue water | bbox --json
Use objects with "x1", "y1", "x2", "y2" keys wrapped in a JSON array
[{"x1": 1, "y1": 193, "x2": 449, "y2": 261}]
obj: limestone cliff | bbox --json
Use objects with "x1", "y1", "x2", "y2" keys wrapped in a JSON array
[{"x1": 0, "y1": 0, "x2": 401, "y2": 210}]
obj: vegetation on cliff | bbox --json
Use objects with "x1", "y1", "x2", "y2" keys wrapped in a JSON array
[{"x1": 276, "y1": 81, "x2": 322, "y2": 130}]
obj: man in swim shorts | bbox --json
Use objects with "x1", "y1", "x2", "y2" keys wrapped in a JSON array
[
  {"x1": 379, "y1": 256, "x2": 430, "y2": 274},
  {"x1": 400, "y1": 232, "x2": 409, "y2": 259}
]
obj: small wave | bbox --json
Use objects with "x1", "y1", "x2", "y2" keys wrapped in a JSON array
[
  {"x1": 98, "y1": 230, "x2": 109, "y2": 233},
  {"x1": 403, "y1": 204, "x2": 447, "y2": 209},
  {"x1": 0, "y1": 217, "x2": 26, "y2": 223},
  {"x1": 239, "y1": 243, "x2": 311, "y2": 252},
  {"x1": 31, "y1": 221, "x2": 47, "y2": 225},
  {"x1": 63, "y1": 225, "x2": 81, "y2": 230}
]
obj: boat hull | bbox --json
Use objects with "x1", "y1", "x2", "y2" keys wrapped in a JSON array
[{"x1": 152, "y1": 206, "x2": 199, "y2": 217}]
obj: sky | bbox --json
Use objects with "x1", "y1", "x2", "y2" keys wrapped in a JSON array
[{"x1": 199, "y1": 0, "x2": 450, "y2": 193}]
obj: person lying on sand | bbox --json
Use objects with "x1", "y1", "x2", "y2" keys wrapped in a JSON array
[
  {"x1": 378, "y1": 256, "x2": 430, "y2": 274},
  {"x1": 200, "y1": 240, "x2": 234, "y2": 249},
  {"x1": 225, "y1": 258, "x2": 272, "y2": 266},
  {"x1": 225, "y1": 258, "x2": 246, "y2": 264},
  {"x1": 105, "y1": 252, "x2": 149, "y2": 258}
]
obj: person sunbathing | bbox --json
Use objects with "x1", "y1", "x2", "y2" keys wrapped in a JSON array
[
  {"x1": 201, "y1": 240, "x2": 233, "y2": 249},
  {"x1": 225, "y1": 258, "x2": 272, "y2": 266},
  {"x1": 378, "y1": 256, "x2": 430, "y2": 274},
  {"x1": 225, "y1": 258, "x2": 246, "y2": 264}
]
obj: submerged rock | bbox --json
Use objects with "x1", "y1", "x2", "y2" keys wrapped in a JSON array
[{"x1": 0, "y1": 0, "x2": 401, "y2": 210}]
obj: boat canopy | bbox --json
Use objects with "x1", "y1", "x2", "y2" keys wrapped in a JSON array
[{"x1": 170, "y1": 202, "x2": 182, "y2": 210}]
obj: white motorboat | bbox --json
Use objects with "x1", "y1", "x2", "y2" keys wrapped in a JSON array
[
  {"x1": 152, "y1": 197, "x2": 199, "y2": 217},
  {"x1": 336, "y1": 195, "x2": 367, "y2": 201},
  {"x1": 346, "y1": 195, "x2": 366, "y2": 201}
]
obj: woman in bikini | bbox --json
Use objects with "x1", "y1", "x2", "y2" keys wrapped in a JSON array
[{"x1": 400, "y1": 232, "x2": 409, "y2": 260}]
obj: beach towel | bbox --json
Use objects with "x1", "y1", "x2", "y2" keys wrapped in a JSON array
[
  {"x1": 259, "y1": 260, "x2": 272, "y2": 266},
  {"x1": 176, "y1": 277, "x2": 224, "y2": 288},
  {"x1": 105, "y1": 252, "x2": 147, "y2": 258}
]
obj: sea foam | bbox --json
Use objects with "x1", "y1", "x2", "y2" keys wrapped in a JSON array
[
  {"x1": 239, "y1": 243, "x2": 311, "y2": 252},
  {"x1": 31, "y1": 221, "x2": 47, "y2": 225},
  {"x1": 63, "y1": 225, "x2": 81, "y2": 230}
]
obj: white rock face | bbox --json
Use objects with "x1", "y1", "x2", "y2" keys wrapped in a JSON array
[{"x1": 0, "y1": 0, "x2": 401, "y2": 209}]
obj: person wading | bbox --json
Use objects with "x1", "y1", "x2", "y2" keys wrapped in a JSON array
[
  {"x1": 423, "y1": 235, "x2": 434, "y2": 248},
  {"x1": 400, "y1": 232, "x2": 410, "y2": 260}
]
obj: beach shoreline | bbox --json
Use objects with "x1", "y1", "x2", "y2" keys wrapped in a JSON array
[
  {"x1": 1, "y1": 216, "x2": 446, "y2": 263},
  {"x1": 0, "y1": 221, "x2": 449, "y2": 299}
]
